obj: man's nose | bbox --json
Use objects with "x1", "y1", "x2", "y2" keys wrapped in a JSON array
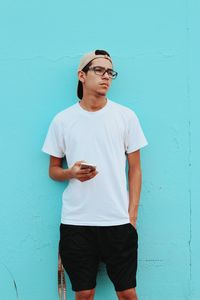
[{"x1": 102, "y1": 71, "x2": 110, "y2": 79}]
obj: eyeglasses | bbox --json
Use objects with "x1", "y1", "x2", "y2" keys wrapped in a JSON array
[{"x1": 88, "y1": 66, "x2": 118, "y2": 79}]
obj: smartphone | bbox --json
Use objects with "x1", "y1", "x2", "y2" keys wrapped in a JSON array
[{"x1": 80, "y1": 162, "x2": 96, "y2": 171}]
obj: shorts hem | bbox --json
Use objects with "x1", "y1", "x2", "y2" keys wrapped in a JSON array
[
  {"x1": 72, "y1": 284, "x2": 96, "y2": 292},
  {"x1": 115, "y1": 283, "x2": 136, "y2": 292}
]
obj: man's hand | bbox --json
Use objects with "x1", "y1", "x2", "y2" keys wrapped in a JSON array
[
  {"x1": 129, "y1": 216, "x2": 137, "y2": 229},
  {"x1": 70, "y1": 161, "x2": 99, "y2": 182}
]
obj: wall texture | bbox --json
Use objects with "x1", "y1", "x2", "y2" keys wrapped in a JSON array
[{"x1": 0, "y1": 1, "x2": 199, "y2": 299}]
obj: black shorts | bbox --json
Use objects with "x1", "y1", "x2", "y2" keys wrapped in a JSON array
[{"x1": 59, "y1": 223, "x2": 138, "y2": 292}]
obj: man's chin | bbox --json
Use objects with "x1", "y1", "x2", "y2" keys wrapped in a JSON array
[{"x1": 96, "y1": 91, "x2": 107, "y2": 97}]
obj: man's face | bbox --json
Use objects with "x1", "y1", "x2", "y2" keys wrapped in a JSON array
[{"x1": 80, "y1": 58, "x2": 113, "y2": 97}]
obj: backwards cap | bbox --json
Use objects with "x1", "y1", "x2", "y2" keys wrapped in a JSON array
[{"x1": 78, "y1": 51, "x2": 112, "y2": 71}]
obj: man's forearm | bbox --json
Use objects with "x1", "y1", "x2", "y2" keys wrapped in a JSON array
[
  {"x1": 128, "y1": 168, "x2": 142, "y2": 223},
  {"x1": 49, "y1": 166, "x2": 73, "y2": 181}
]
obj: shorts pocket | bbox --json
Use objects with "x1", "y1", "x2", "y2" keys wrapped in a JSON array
[{"x1": 129, "y1": 223, "x2": 138, "y2": 238}]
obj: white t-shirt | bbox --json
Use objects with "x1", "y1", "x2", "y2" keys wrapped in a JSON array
[{"x1": 42, "y1": 99, "x2": 148, "y2": 226}]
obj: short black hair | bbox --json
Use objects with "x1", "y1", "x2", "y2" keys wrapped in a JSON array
[{"x1": 77, "y1": 50, "x2": 111, "y2": 99}]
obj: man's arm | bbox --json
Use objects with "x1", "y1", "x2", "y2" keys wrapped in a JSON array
[
  {"x1": 49, "y1": 156, "x2": 73, "y2": 181},
  {"x1": 127, "y1": 150, "x2": 142, "y2": 228},
  {"x1": 49, "y1": 156, "x2": 98, "y2": 182}
]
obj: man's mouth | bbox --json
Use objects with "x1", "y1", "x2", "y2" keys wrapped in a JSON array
[{"x1": 100, "y1": 83, "x2": 109, "y2": 88}]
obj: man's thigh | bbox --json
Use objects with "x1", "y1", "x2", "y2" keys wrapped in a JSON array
[
  {"x1": 99, "y1": 223, "x2": 138, "y2": 292},
  {"x1": 59, "y1": 224, "x2": 100, "y2": 292}
]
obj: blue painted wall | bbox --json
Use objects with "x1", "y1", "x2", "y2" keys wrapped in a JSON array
[{"x1": 0, "y1": 1, "x2": 199, "y2": 299}]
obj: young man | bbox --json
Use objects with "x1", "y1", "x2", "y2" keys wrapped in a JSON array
[{"x1": 42, "y1": 50, "x2": 148, "y2": 300}]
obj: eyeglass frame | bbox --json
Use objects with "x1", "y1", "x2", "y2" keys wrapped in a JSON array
[{"x1": 87, "y1": 66, "x2": 118, "y2": 79}]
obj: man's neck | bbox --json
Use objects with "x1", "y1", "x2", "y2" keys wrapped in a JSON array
[{"x1": 79, "y1": 96, "x2": 107, "y2": 112}]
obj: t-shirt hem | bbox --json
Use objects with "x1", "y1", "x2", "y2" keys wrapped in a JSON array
[{"x1": 60, "y1": 218, "x2": 130, "y2": 226}]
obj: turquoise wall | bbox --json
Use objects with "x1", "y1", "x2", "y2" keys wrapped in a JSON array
[{"x1": 0, "y1": 1, "x2": 199, "y2": 299}]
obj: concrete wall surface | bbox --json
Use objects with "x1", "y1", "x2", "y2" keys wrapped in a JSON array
[{"x1": 0, "y1": 1, "x2": 199, "y2": 299}]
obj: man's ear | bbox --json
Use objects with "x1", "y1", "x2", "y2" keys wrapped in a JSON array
[{"x1": 78, "y1": 70, "x2": 86, "y2": 83}]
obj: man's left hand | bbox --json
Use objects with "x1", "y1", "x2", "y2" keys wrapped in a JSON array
[{"x1": 129, "y1": 218, "x2": 137, "y2": 229}]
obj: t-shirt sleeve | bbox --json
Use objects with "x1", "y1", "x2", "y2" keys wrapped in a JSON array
[
  {"x1": 42, "y1": 116, "x2": 65, "y2": 158},
  {"x1": 125, "y1": 111, "x2": 148, "y2": 154}
]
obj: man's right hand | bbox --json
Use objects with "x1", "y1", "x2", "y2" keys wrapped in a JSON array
[{"x1": 70, "y1": 161, "x2": 99, "y2": 182}]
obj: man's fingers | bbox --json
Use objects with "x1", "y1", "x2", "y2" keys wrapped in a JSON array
[
  {"x1": 78, "y1": 168, "x2": 98, "y2": 175},
  {"x1": 79, "y1": 168, "x2": 93, "y2": 174},
  {"x1": 78, "y1": 171, "x2": 98, "y2": 181},
  {"x1": 75, "y1": 160, "x2": 86, "y2": 166}
]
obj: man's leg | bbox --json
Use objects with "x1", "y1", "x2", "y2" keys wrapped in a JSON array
[
  {"x1": 75, "y1": 288, "x2": 95, "y2": 300},
  {"x1": 59, "y1": 224, "x2": 99, "y2": 297},
  {"x1": 99, "y1": 223, "x2": 138, "y2": 298},
  {"x1": 116, "y1": 287, "x2": 138, "y2": 300}
]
